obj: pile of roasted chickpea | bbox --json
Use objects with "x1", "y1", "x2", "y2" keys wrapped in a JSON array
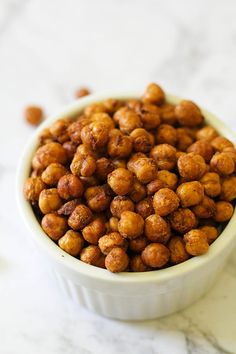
[{"x1": 24, "y1": 83, "x2": 236, "y2": 273}]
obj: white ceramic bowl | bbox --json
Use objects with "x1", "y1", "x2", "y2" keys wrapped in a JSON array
[{"x1": 17, "y1": 92, "x2": 236, "y2": 320}]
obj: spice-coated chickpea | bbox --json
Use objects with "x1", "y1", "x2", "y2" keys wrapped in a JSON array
[
  {"x1": 39, "y1": 188, "x2": 63, "y2": 214},
  {"x1": 130, "y1": 255, "x2": 149, "y2": 272},
  {"x1": 81, "y1": 121, "x2": 109, "y2": 150},
  {"x1": 223, "y1": 147, "x2": 236, "y2": 165},
  {"x1": 118, "y1": 211, "x2": 144, "y2": 239},
  {"x1": 128, "y1": 155, "x2": 157, "y2": 184},
  {"x1": 68, "y1": 204, "x2": 93, "y2": 230},
  {"x1": 80, "y1": 245, "x2": 102, "y2": 265},
  {"x1": 107, "y1": 134, "x2": 133, "y2": 159},
  {"x1": 187, "y1": 140, "x2": 214, "y2": 163},
  {"x1": 57, "y1": 199, "x2": 79, "y2": 216},
  {"x1": 199, "y1": 225, "x2": 219, "y2": 244},
  {"x1": 130, "y1": 128, "x2": 154, "y2": 153},
  {"x1": 58, "y1": 230, "x2": 84, "y2": 256},
  {"x1": 39, "y1": 128, "x2": 54, "y2": 145},
  {"x1": 24, "y1": 177, "x2": 46, "y2": 201},
  {"x1": 176, "y1": 181, "x2": 204, "y2": 207},
  {"x1": 141, "y1": 243, "x2": 170, "y2": 268},
  {"x1": 184, "y1": 229, "x2": 209, "y2": 256},
  {"x1": 129, "y1": 179, "x2": 147, "y2": 202},
  {"x1": 146, "y1": 179, "x2": 166, "y2": 195},
  {"x1": 103, "y1": 98, "x2": 122, "y2": 114},
  {"x1": 169, "y1": 208, "x2": 197, "y2": 233},
  {"x1": 110, "y1": 196, "x2": 134, "y2": 218},
  {"x1": 156, "y1": 124, "x2": 177, "y2": 146},
  {"x1": 150, "y1": 144, "x2": 177, "y2": 171},
  {"x1": 105, "y1": 247, "x2": 129, "y2": 273},
  {"x1": 175, "y1": 100, "x2": 203, "y2": 127},
  {"x1": 32, "y1": 142, "x2": 67, "y2": 171},
  {"x1": 176, "y1": 151, "x2": 186, "y2": 160},
  {"x1": 211, "y1": 136, "x2": 234, "y2": 152},
  {"x1": 24, "y1": 105, "x2": 43, "y2": 126},
  {"x1": 108, "y1": 168, "x2": 133, "y2": 195},
  {"x1": 108, "y1": 217, "x2": 119, "y2": 232},
  {"x1": 41, "y1": 163, "x2": 68, "y2": 186},
  {"x1": 99, "y1": 232, "x2": 128, "y2": 255},
  {"x1": 85, "y1": 185, "x2": 112, "y2": 212},
  {"x1": 115, "y1": 107, "x2": 142, "y2": 134},
  {"x1": 112, "y1": 159, "x2": 127, "y2": 169},
  {"x1": 200, "y1": 172, "x2": 221, "y2": 198},
  {"x1": 49, "y1": 118, "x2": 70, "y2": 143},
  {"x1": 129, "y1": 236, "x2": 148, "y2": 253},
  {"x1": 214, "y1": 201, "x2": 234, "y2": 222},
  {"x1": 95, "y1": 157, "x2": 114, "y2": 181},
  {"x1": 63, "y1": 140, "x2": 80, "y2": 162},
  {"x1": 159, "y1": 103, "x2": 177, "y2": 125},
  {"x1": 57, "y1": 174, "x2": 84, "y2": 200},
  {"x1": 141, "y1": 83, "x2": 165, "y2": 105},
  {"x1": 153, "y1": 188, "x2": 180, "y2": 216},
  {"x1": 126, "y1": 99, "x2": 142, "y2": 112},
  {"x1": 210, "y1": 152, "x2": 235, "y2": 176},
  {"x1": 135, "y1": 197, "x2": 154, "y2": 219},
  {"x1": 177, "y1": 152, "x2": 206, "y2": 181},
  {"x1": 145, "y1": 214, "x2": 171, "y2": 243},
  {"x1": 168, "y1": 236, "x2": 189, "y2": 264},
  {"x1": 176, "y1": 128, "x2": 193, "y2": 151},
  {"x1": 70, "y1": 152, "x2": 96, "y2": 177},
  {"x1": 67, "y1": 118, "x2": 87, "y2": 144},
  {"x1": 220, "y1": 176, "x2": 236, "y2": 201},
  {"x1": 84, "y1": 102, "x2": 107, "y2": 116},
  {"x1": 41, "y1": 213, "x2": 68, "y2": 240},
  {"x1": 156, "y1": 170, "x2": 178, "y2": 190},
  {"x1": 192, "y1": 196, "x2": 216, "y2": 219},
  {"x1": 139, "y1": 103, "x2": 161, "y2": 130},
  {"x1": 82, "y1": 217, "x2": 106, "y2": 244},
  {"x1": 75, "y1": 87, "x2": 91, "y2": 98},
  {"x1": 90, "y1": 113, "x2": 115, "y2": 131},
  {"x1": 196, "y1": 125, "x2": 218, "y2": 142}
]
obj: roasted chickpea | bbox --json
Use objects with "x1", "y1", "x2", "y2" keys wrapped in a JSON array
[
  {"x1": 176, "y1": 151, "x2": 186, "y2": 160},
  {"x1": 58, "y1": 230, "x2": 84, "y2": 256},
  {"x1": 84, "y1": 102, "x2": 107, "y2": 116},
  {"x1": 85, "y1": 185, "x2": 112, "y2": 212},
  {"x1": 95, "y1": 157, "x2": 114, "y2": 181},
  {"x1": 200, "y1": 172, "x2": 221, "y2": 197},
  {"x1": 63, "y1": 141, "x2": 78, "y2": 161},
  {"x1": 68, "y1": 204, "x2": 93, "y2": 230},
  {"x1": 49, "y1": 118, "x2": 70, "y2": 143},
  {"x1": 129, "y1": 179, "x2": 147, "y2": 202},
  {"x1": 39, "y1": 128, "x2": 54, "y2": 145},
  {"x1": 108, "y1": 217, "x2": 119, "y2": 232},
  {"x1": 176, "y1": 128, "x2": 193, "y2": 151},
  {"x1": 24, "y1": 177, "x2": 46, "y2": 201},
  {"x1": 41, "y1": 163, "x2": 68, "y2": 186},
  {"x1": 80, "y1": 176, "x2": 99, "y2": 188},
  {"x1": 128, "y1": 155, "x2": 157, "y2": 184},
  {"x1": 108, "y1": 168, "x2": 133, "y2": 195},
  {"x1": 211, "y1": 136, "x2": 234, "y2": 152},
  {"x1": 153, "y1": 188, "x2": 180, "y2": 216},
  {"x1": 118, "y1": 211, "x2": 144, "y2": 239},
  {"x1": 70, "y1": 152, "x2": 96, "y2": 177},
  {"x1": 107, "y1": 134, "x2": 133, "y2": 158},
  {"x1": 141, "y1": 243, "x2": 170, "y2": 268},
  {"x1": 24, "y1": 105, "x2": 43, "y2": 126},
  {"x1": 110, "y1": 196, "x2": 134, "y2": 218},
  {"x1": 168, "y1": 236, "x2": 189, "y2": 264},
  {"x1": 150, "y1": 144, "x2": 177, "y2": 171},
  {"x1": 57, "y1": 199, "x2": 80, "y2": 216},
  {"x1": 175, "y1": 100, "x2": 203, "y2": 127},
  {"x1": 192, "y1": 196, "x2": 216, "y2": 219},
  {"x1": 82, "y1": 217, "x2": 106, "y2": 244},
  {"x1": 156, "y1": 124, "x2": 177, "y2": 146},
  {"x1": 177, "y1": 153, "x2": 206, "y2": 181},
  {"x1": 146, "y1": 179, "x2": 166, "y2": 195},
  {"x1": 210, "y1": 152, "x2": 235, "y2": 176},
  {"x1": 169, "y1": 208, "x2": 197, "y2": 233},
  {"x1": 187, "y1": 140, "x2": 214, "y2": 163},
  {"x1": 130, "y1": 255, "x2": 149, "y2": 272},
  {"x1": 135, "y1": 197, "x2": 154, "y2": 219},
  {"x1": 223, "y1": 147, "x2": 236, "y2": 165},
  {"x1": 126, "y1": 99, "x2": 142, "y2": 113},
  {"x1": 57, "y1": 174, "x2": 84, "y2": 200},
  {"x1": 112, "y1": 158, "x2": 127, "y2": 169},
  {"x1": 141, "y1": 83, "x2": 165, "y2": 105},
  {"x1": 159, "y1": 103, "x2": 177, "y2": 125},
  {"x1": 41, "y1": 213, "x2": 67, "y2": 240},
  {"x1": 220, "y1": 176, "x2": 236, "y2": 201},
  {"x1": 80, "y1": 245, "x2": 102, "y2": 265},
  {"x1": 39, "y1": 188, "x2": 62, "y2": 214},
  {"x1": 103, "y1": 98, "x2": 122, "y2": 114},
  {"x1": 75, "y1": 87, "x2": 90, "y2": 98},
  {"x1": 105, "y1": 247, "x2": 129, "y2": 273},
  {"x1": 139, "y1": 103, "x2": 161, "y2": 130},
  {"x1": 130, "y1": 128, "x2": 154, "y2": 153},
  {"x1": 115, "y1": 107, "x2": 142, "y2": 134},
  {"x1": 145, "y1": 214, "x2": 171, "y2": 243},
  {"x1": 81, "y1": 121, "x2": 109, "y2": 150},
  {"x1": 129, "y1": 236, "x2": 148, "y2": 253},
  {"x1": 91, "y1": 112, "x2": 115, "y2": 131},
  {"x1": 99, "y1": 232, "x2": 127, "y2": 255},
  {"x1": 214, "y1": 201, "x2": 234, "y2": 222},
  {"x1": 67, "y1": 118, "x2": 88, "y2": 144},
  {"x1": 184, "y1": 229, "x2": 209, "y2": 256},
  {"x1": 176, "y1": 181, "x2": 204, "y2": 207},
  {"x1": 32, "y1": 142, "x2": 67, "y2": 171},
  {"x1": 196, "y1": 125, "x2": 218, "y2": 142},
  {"x1": 156, "y1": 170, "x2": 178, "y2": 190},
  {"x1": 199, "y1": 225, "x2": 219, "y2": 244}
]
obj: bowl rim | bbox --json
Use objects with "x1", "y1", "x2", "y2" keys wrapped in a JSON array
[{"x1": 16, "y1": 91, "x2": 236, "y2": 285}]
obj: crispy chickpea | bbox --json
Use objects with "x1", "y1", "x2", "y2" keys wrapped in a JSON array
[
  {"x1": 41, "y1": 213, "x2": 67, "y2": 240},
  {"x1": 24, "y1": 105, "x2": 43, "y2": 126},
  {"x1": 184, "y1": 229, "x2": 209, "y2": 256},
  {"x1": 187, "y1": 140, "x2": 214, "y2": 163},
  {"x1": 196, "y1": 125, "x2": 218, "y2": 142},
  {"x1": 141, "y1": 243, "x2": 170, "y2": 268},
  {"x1": 223, "y1": 147, "x2": 236, "y2": 165},
  {"x1": 220, "y1": 176, "x2": 236, "y2": 201},
  {"x1": 103, "y1": 98, "x2": 122, "y2": 114},
  {"x1": 39, "y1": 128, "x2": 54, "y2": 145},
  {"x1": 110, "y1": 196, "x2": 134, "y2": 218},
  {"x1": 115, "y1": 107, "x2": 142, "y2": 134},
  {"x1": 63, "y1": 141, "x2": 78, "y2": 161},
  {"x1": 159, "y1": 103, "x2": 177, "y2": 125},
  {"x1": 146, "y1": 179, "x2": 166, "y2": 195},
  {"x1": 67, "y1": 119, "x2": 87, "y2": 144},
  {"x1": 200, "y1": 172, "x2": 221, "y2": 198},
  {"x1": 58, "y1": 230, "x2": 84, "y2": 256},
  {"x1": 95, "y1": 157, "x2": 114, "y2": 181},
  {"x1": 176, "y1": 181, "x2": 204, "y2": 207},
  {"x1": 141, "y1": 83, "x2": 165, "y2": 105},
  {"x1": 49, "y1": 118, "x2": 70, "y2": 143},
  {"x1": 153, "y1": 188, "x2": 180, "y2": 216},
  {"x1": 108, "y1": 168, "x2": 133, "y2": 195},
  {"x1": 80, "y1": 245, "x2": 102, "y2": 265},
  {"x1": 156, "y1": 124, "x2": 177, "y2": 146},
  {"x1": 130, "y1": 255, "x2": 149, "y2": 272},
  {"x1": 70, "y1": 152, "x2": 96, "y2": 177},
  {"x1": 210, "y1": 152, "x2": 235, "y2": 176},
  {"x1": 128, "y1": 155, "x2": 157, "y2": 184},
  {"x1": 211, "y1": 136, "x2": 234, "y2": 152},
  {"x1": 41, "y1": 163, "x2": 68, "y2": 186},
  {"x1": 169, "y1": 208, "x2": 197, "y2": 233},
  {"x1": 129, "y1": 236, "x2": 148, "y2": 253},
  {"x1": 145, "y1": 214, "x2": 171, "y2": 243},
  {"x1": 57, "y1": 174, "x2": 84, "y2": 200},
  {"x1": 126, "y1": 99, "x2": 142, "y2": 112},
  {"x1": 118, "y1": 211, "x2": 144, "y2": 239},
  {"x1": 129, "y1": 179, "x2": 147, "y2": 202},
  {"x1": 81, "y1": 121, "x2": 109, "y2": 150},
  {"x1": 199, "y1": 225, "x2": 219, "y2": 244},
  {"x1": 192, "y1": 196, "x2": 216, "y2": 219},
  {"x1": 84, "y1": 102, "x2": 107, "y2": 116},
  {"x1": 176, "y1": 151, "x2": 186, "y2": 160},
  {"x1": 105, "y1": 247, "x2": 129, "y2": 273},
  {"x1": 139, "y1": 103, "x2": 161, "y2": 130},
  {"x1": 91, "y1": 112, "x2": 115, "y2": 131},
  {"x1": 107, "y1": 134, "x2": 133, "y2": 159},
  {"x1": 108, "y1": 216, "x2": 119, "y2": 232},
  {"x1": 32, "y1": 142, "x2": 67, "y2": 171},
  {"x1": 80, "y1": 176, "x2": 99, "y2": 188},
  {"x1": 214, "y1": 201, "x2": 234, "y2": 222},
  {"x1": 39, "y1": 188, "x2": 62, "y2": 214},
  {"x1": 24, "y1": 177, "x2": 46, "y2": 201},
  {"x1": 130, "y1": 128, "x2": 154, "y2": 153},
  {"x1": 156, "y1": 170, "x2": 178, "y2": 190},
  {"x1": 75, "y1": 87, "x2": 90, "y2": 98},
  {"x1": 175, "y1": 100, "x2": 203, "y2": 127},
  {"x1": 82, "y1": 217, "x2": 106, "y2": 245},
  {"x1": 176, "y1": 128, "x2": 193, "y2": 151},
  {"x1": 99, "y1": 232, "x2": 127, "y2": 255},
  {"x1": 168, "y1": 236, "x2": 189, "y2": 264},
  {"x1": 68, "y1": 204, "x2": 92, "y2": 230},
  {"x1": 112, "y1": 159, "x2": 127, "y2": 169},
  {"x1": 85, "y1": 185, "x2": 112, "y2": 212},
  {"x1": 177, "y1": 152, "x2": 206, "y2": 181},
  {"x1": 57, "y1": 199, "x2": 80, "y2": 216},
  {"x1": 150, "y1": 144, "x2": 177, "y2": 171},
  {"x1": 135, "y1": 197, "x2": 154, "y2": 219}
]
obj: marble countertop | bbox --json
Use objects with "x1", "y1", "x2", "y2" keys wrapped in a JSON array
[{"x1": 1, "y1": 0, "x2": 236, "y2": 353}]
